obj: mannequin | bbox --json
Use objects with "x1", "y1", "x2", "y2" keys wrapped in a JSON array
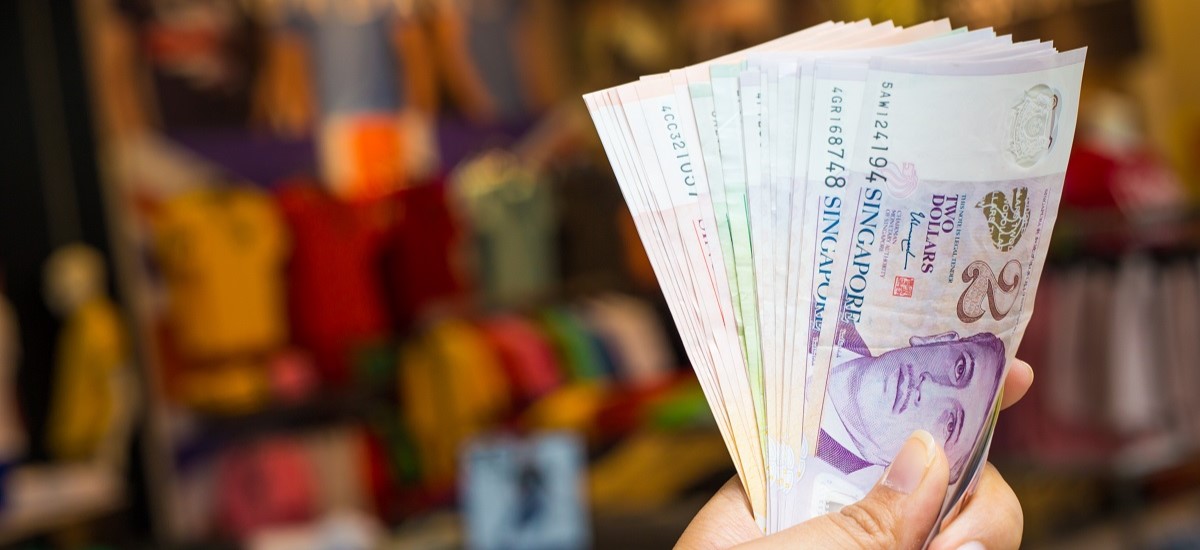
[{"x1": 43, "y1": 245, "x2": 133, "y2": 466}]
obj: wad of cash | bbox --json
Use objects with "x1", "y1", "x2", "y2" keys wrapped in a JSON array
[{"x1": 582, "y1": 19, "x2": 1085, "y2": 534}]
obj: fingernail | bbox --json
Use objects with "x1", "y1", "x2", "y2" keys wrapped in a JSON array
[
  {"x1": 881, "y1": 430, "x2": 936, "y2": 494},
  {"x1": 956, "y1": 542, "x2": 985, "y2": 550},
  {"x1": 1013, "y1": 359, "x2": 1032, "y2": 375}
]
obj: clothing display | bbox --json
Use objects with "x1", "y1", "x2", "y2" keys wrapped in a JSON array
[
  {"x1": 317, "y1": 115, "x2": 411, "y2": 200},
  {"x1": 521, "y1": 383, "x2": 607, "y2": 435},
  {"x1": 399, "y1": 320, "x2": 509, "y2": 487},
  {"x1": 47, "y1": 296, "x2": 126, "y2": 461},
  {"x1": 42, "y1": 244, "x2": 134, "y2": 463},
  {"x1": 393, "y1": 299, "x2": 682, "y2": 486},
  {"x1": 1064, "y1": 142, "x2": 1185, "y2": 218},
  {"x1": 460, "y1": 0, "x2": 529, "y2": 120},
  {"x1": 539, "y1": 309, "x2": 604, "y2": 382},
  {"x1": 451, "y1": 152, "x2": 556, "y2": 306},
  {"x1": 267, "y1": 348, "x2": 319, "y2": 403},
  {"x1": 1108, "y1": 256, "x2": 1163, "y2": 434},
  {"x1": 115, "y1": 0, "x2": 260, "y2": 129},
  {"x1": 179, "y1": 359, "x2": 269, "y2": 415},
  {"x1": 579, "y1": 294, "x2": 675, "y2": 387},
  {"x1": 1046, "y1": 267, "x2": 1090, "y2": 428},
  {"x1": 215, "y1": 439, "x2": 317, "y2": 539},
  {"x1": 155, "y1": 186, "x2": 288, "y2": 361},
  {"x1": 396, "y1": 342, "x2": 445, "y2": 485},
  {"x1": 994, "y1": 254, "x2": 1200, "y2": 467},
  {"x1": 1160, "y1": 262, "x2": 1200, "y2": 443},
  {"x1": 104, "y1": 122, "x2": 691, "y2": 541},
  {"x1": 59, "y1": 0, "x2": 1200, "y2": 545},
  {"x1": 270, "y1": 0, "x2": 416, "y2": 199},
  {"x1": 274, "y1": 1, "x2": 407, "y2": 117},
  {"x1": 276, "y1": 182, "x2": 391, "y2": 385},
  {"x1": 387, "y1": 180, "x2": 468, "y2": 330},
  {"x1": 480, "y1": 315, "x2": 561, "y2": 403}
]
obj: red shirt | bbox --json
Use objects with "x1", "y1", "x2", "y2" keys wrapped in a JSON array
[
  {"x1": 276, "y1": 182, "x2": 392, "y2": 385},
  {"x1": 387, "y1": 181, "x2": 469, "y2": 330}
]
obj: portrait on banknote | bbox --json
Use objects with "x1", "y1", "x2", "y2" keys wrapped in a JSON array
[{"x1": 818, "y1": 321, "x2": 1005, "y2": 484}]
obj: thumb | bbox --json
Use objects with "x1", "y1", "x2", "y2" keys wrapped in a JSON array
[{"x1": 742, "y1": 430, "x2": 950, "y2": 550}]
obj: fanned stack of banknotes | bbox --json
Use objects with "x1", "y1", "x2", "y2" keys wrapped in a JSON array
[{"x1": 582, "y1": 19, "x2": 1085, "y2": 534}]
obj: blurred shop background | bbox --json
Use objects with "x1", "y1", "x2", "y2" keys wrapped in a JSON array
[{"x1": 0, "y1": 0, "x2": 1197, "y2": 548}]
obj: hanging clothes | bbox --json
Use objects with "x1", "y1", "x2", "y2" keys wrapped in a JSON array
[
  {"x1": 1160, "y1": 261, "x2": 1200, "y2": 444},
  {"x1": 451, "y1": 151, "x2": 557, "y2": 307},
  {"x1": 521, "y1": 383, "x2": 607, "y2": 435},
  {"x1": 1108, "y1": 256, "x2": 1163, "y2": 434},
  {"x1": 460, "y1": 0, "x2": 530, "y2": 119},
  {"x1": 154, "y1": 186, "x2": 288, "y2": 361},
  {"x1": 579, "y1": 294, "x2": 674, "y2": 388},
  {"x1": 267, "y1": 0, "x2": 423, "y2": 198},
  {"x1": 387, "y1": 181, "x2": 469, "y2": 330},
  {"x1": 47, "y1": 296, "x2": 127, "y2": 461},
  {"x1": 479, "y1": 315, "x2": 562, "y2": 403},
  {"x1": 994, "y1": 255, "x2": 1200, "y2": 466},
  {"x1": 1045, "y1": 266, "x2": 1090, "y2": 428},
  {"x1": 398, "y1": 320, "x2": 509, "y2": 486},
  {"x1": 114, "y1": 0, "x2": 260, "y2": 130},
  {"x1": 273, "y1": 0, "x2": 407, "y2": 119},
  {"x1": 1081, "y1": 267, "x2": 1117, "y2": 427},
  {"x1": 178, "y1": 357, "x2": 269, "y2": 415},
  {"x1": 275, "y1": 182, "x2": 392, "y2": 386},
  {"x1": 539, "y1": 309, "x2": 604, "y2": 382},
  {"x1": 215, "y1": 439, "x2": 317, "y2": 539}
]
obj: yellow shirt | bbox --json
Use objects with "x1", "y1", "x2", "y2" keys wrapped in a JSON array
[
  {"x1": 48, "y1": 297, "x2": 126, "y2": 460},
  {"x1": 399, "y1": 320, "x2": 509, "y2": 485},
  {"x1": 155, "y1": 188, "x2": 288, "y2": 360}
]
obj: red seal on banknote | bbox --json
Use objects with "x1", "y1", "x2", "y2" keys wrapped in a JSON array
[{"x1": 893, "y1": 276, "x2": 914, "y2": 298}]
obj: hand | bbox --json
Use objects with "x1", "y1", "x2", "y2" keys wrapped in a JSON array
[{"x1": 677, "y1": 360, "x2": 1035, "y2": 550}]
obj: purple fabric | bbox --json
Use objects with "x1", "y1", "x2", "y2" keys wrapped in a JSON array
[
  {"x1": 165, "y1": 117, "x2": 536, "y2": 187},
  {"x1": 165, "y1": 129, "x2": 316, "y2": 187},
  {"x1": 435, "y1": 116, "x2": 535, "y2": 168}
]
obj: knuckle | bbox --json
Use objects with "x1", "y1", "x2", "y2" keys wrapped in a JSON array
[{"x1": 832, "y1": 499, "x2": 900, "y2": 549}]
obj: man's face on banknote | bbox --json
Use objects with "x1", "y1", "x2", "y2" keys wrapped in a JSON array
[{"x1": 831, "y1": 332, "x2": 1005, "y2": 482}]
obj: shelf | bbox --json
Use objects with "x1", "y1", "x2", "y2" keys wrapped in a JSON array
[{"x1": 170, "y1": 389, "x2": 380, "y2": 468}]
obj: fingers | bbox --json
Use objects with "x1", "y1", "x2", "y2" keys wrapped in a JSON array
[
  {"x1": 677, "y1": 477, "x2": 764, "y2": 550},
  {"x1": 928, "y1": 463, "x2": 1023, "y2": 550},
  {"x1": 685, "y1": 361, "x2": 1030, "y2": 550},
  {"x1": 999, "y1": 359, "x2": 1034, "y2": 411},
  {"x1": 739, "y1": 431, "x2": 950, "y2": 550}
]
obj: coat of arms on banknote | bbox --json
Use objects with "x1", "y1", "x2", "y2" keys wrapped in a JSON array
[{"x1": 1007, "y1": 84, "x2": 1062, "y2": 168}]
